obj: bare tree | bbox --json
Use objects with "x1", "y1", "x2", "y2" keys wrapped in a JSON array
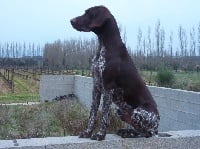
[
  {"x1": 189, "y1": 27, "x2": 196, "y2": 56},
  {"x1": 169, "y1": 32, "x2": 173, "y2": 57},
  {"x1": 146, "y1": 26, "x2": 155, "y2": 70},
  {"x1": 2, "y1": 46, "x2": 4, "y2": 58},
  {"x1": 11, "y1": 42, "x2": 15, "y2": 58},
  {"x1": 18, "y1": 43, "x2": 22, "y2": 58},
  {"x1": 32, "y1": 43, "x2": 35, "y2": 57},
  {"x1": 36, "y1": 44, "x2": 41, "y2": 57},
  {"x1": 137, "y1": 28, "x2": 143, "y2": 56},
  {"x1": 6, "y1": 43, "x2": 9, "y2": 58},
  {"x1": 178, "y1": 25, "x2": 187, "y2": 57},
  {"x1": 143, "y1": 38, "x2": 146, "y2": 56},
  {"x1": 147, "y1": 26, "x2": 152, "y2": 57},
  {"x1": 198, "y1": 23, "x2": 200, "y2": 56},
  {"x1": 0, "y1": 44, "x2": 1, "y2": 57},
  {"x1": 23, "y1": 43, "x2": 26, "y2": 57},
  {"x1": 155, "y1": 20, "x2": 161, "y2": 57},
  {"x1": 15, "y1": 42, "x2": 19, "y2": 58},
  {"x1": 160, "y1": 28, "x2": 165, "y2": 57},
  {"x1": 183, "y1": 32, "x2": 188, "y2": 57},
  {"x1": 43, "y1": 38, "x2": 98, "y2": 69}
]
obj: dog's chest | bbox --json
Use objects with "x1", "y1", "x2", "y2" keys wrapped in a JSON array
[{"x1": 92, "y1": 48, "x2": 106, "y2": 78}]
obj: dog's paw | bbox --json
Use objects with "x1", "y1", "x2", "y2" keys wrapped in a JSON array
[
  {"x1": 91, "y1": 132, "x2": 106, "y2": 141},
  {"x1": 117, "y1": 129, "x2": 140, "y2": 138},
  {"x1": 79, "y1": 130, "x2": 92, "y2": 138}
]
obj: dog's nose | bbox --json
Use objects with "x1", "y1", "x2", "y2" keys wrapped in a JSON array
[{"x1": 70, "y1": 18, "x2": 77, "y2": 25}]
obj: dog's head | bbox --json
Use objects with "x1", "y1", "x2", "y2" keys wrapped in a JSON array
[{"x1": 70, "y1": 6, "x2": 111, "y2": 33}]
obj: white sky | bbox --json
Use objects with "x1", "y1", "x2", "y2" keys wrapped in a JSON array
[{"x1": 0, "y1": 0, "x2": 199, "y2": 50}]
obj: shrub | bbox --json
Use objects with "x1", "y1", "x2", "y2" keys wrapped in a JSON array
[
  {"x1": 52, "y1": 99, "x2": 89, "y2": 136},
  {"x1": 156, "y1": 68, "x2": 175, "y2": 87}
]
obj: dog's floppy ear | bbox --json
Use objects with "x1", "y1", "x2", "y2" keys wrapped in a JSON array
[{"x1": 88, "y1": 7, "x2": 111, "y2": 29}]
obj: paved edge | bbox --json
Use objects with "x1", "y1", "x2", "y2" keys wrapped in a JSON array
[{"x1": 0, "y1": 130, "x2": 200, "y2": 149}]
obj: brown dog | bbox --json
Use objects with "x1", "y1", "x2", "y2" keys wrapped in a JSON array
[{"x1": 70, "y1": 6, "x2": 160, "y2": 141}]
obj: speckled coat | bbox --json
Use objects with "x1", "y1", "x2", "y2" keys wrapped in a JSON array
[{"x1": 71, "y1": 6, "x2": 160, "y2": 141}]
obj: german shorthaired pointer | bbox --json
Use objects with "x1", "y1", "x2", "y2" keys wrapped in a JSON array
[{"x1": 70, "y1": 6, "x2": 160, "y2": 141}]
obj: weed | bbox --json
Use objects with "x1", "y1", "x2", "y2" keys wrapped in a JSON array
[
  {"x1": 0, "y1": 98, "x2": 128, "y2": 139},
  {"x1": 57, "y1": 99, "x2": 90, "y2": 135},
  {"x1": 156, "y1": 68, "x2": 175, "y2": 87}
]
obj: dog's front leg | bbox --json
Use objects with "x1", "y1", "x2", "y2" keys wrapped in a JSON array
[
  {"x1": 91, "y1": 89, "x2": 113, "y2": 141},
  {"x1": 79, "y1": 85, "x2": 101, "y2": 138}
]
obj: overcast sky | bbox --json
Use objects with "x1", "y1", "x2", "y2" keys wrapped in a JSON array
[{"x1": 0, "y1": 0, "x2": 199, "y2": 50}]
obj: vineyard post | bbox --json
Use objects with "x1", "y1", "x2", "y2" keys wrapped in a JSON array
[
  {"x1": 11, "y1": 68, "x2": 14, "y2": 93},
  {"x1": 8, "y1": 69, "x2": 10, "y2": 81}
]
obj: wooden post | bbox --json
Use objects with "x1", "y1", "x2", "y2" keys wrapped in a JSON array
[
  {"x1": 11, "y1": 68, "x2": 14, "y2": 93},
  {"x1": 8, "y1": 69, "x2": 10, "y2": 81},
  {"x1": 82, "y1": 69, "x2": 84, "y2": 76}
]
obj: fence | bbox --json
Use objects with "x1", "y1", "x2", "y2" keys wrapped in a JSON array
[{"x1": 0, "y1": 68, "x2": 14, "y2": 93}]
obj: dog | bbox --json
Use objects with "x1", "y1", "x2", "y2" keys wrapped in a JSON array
[{"x1": 70, "y1": 5, "x2": 160, "y2": 141}]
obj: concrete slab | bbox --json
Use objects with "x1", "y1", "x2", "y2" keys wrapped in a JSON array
[
  {"x1": 46, "y1": 135, "x2": 123, "y2": 149},
  {"x1": 168, "y1": 130, "x2": 200, "y2": 137},
  {"x1": 0, "y1": 131, "x2": 200, "y2": 149}
]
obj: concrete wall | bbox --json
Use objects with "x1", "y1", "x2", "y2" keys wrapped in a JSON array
[
  {"x1": 1, "y1": 130, "x2": 200, "y2": 149},
  {"x1": 40, "y1": 75, "x2": 74, "y2": 102},
  {"x1": 149, "y1": 86, "x2": 200, "y2": 131},
  {"x1": 74, "y1": 75, "x2": 93, "y2": 108},
  {"x1": 40, "y1": 75, "x2": 200, "y2": 132}
]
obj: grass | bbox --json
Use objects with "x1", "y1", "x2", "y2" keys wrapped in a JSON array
[
  {"x1": 173, "y1": 71, "x2": 200, "y2": 91},
  {"x1": 0, "y1": 98, "x2": 124, "y2": 140},
  {"x1": 0, "y1": 72, "x2": 40, "y2": 103},
  {"x1": 139, "y1": 70, "x2": 157, "y2": 85},
  {"x1": 140, "y1": 70, "x2": 200, "y2": 91},
  {"x1": 0, "y1": 99, "x2": 85, "y2": 139},
  {"x1": 0, "y1": 94, "x2": 39, "y2": 104}
]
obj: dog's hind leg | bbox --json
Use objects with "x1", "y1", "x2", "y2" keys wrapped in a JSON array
[
  {"x1": 130, "y1": 107, "x2": 160, "y2": 137},
  {"x1": 116, "y1": 107, "x2": 160, "y2": 138}
]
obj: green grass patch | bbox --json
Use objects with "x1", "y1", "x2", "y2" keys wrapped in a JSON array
[
  {"x1": 139, "y1": 70, "x2": 157, "y2": 85},
  {"x1": 13, "y1": 77, "x2": 39, "y2": 94},
  {"x1": 172, "y1": 71, "x2": 200, "y2": 91},
  {"x1": 140, "y1": 70, "x2": 200, "y2": 91},
  {"x1": 0, "y1": 73, "x2": 40, "y2": 103},
  {"x1": 0, "y1": 94, "x2": 39, "y2": 104}
]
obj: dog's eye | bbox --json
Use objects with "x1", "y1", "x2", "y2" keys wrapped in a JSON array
[
  {"x1": 85, "y1": 10, "x2": 96, "y2": 19},
  {"x1": 89, "y1": 13, "x2": 95, "y2": 19}
]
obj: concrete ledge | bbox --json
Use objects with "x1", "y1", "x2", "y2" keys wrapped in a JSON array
[{"x1": 1, "y1": 130, "x2": 200, "y2": 149}]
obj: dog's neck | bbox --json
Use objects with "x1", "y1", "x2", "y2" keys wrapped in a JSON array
[{"x1": 95, "y1": 19, "x2": 124, "y2": 51}]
